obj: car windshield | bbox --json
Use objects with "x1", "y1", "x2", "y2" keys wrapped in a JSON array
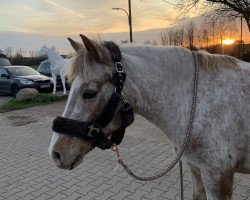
[{"x1": 8, "y1": 67, "x2": 40, "y2": 76}]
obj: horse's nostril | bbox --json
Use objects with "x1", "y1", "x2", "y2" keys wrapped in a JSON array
[
  {"x1": 52, "y1": 151, "x2": 61, "y2": 161},
  {"x1": 51, "y1": 150, "x2": 82, "y2": 170},
  {"x1": 70, "y1": 155, "x2": 82, "y2": 170}
]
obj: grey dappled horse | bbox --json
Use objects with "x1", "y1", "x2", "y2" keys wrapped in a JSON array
[{"x1": 49, "y1": 35, "x2": 250, "y2": 200}]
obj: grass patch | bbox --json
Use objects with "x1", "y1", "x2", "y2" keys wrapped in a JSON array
[{"x1": 0, "y1": 93, "x2": 67, "y2": 113}]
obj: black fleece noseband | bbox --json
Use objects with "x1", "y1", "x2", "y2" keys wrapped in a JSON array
[{"x1": 52, "y1": 41, "x2": 134, "y2": 150}]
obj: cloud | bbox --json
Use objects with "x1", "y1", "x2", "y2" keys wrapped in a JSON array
[
  {"x1": 43, "y1": 0, "x2": 86, "y2": 18},
  {"x1": 170, "y1": 17, "x2": 190, "y2": 26}
]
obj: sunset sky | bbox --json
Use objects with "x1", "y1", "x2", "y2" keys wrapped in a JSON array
[
  {"x1": 0, "y1": 0, "x2": 198, "y2": 35},
  {"x1": 0, "y1": 0, "x2": 249, "y2": 53}
]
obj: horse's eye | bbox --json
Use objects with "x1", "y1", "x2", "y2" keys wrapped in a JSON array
[{"x1": 83, "y1": 90, "x2": 97, "y2": 99}]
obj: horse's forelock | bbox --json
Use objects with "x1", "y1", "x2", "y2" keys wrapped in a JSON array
[
  {"x1": 67, "y1": 50, "x2": 91, "y2": 83},
  {"x1": 67, "y1": 45, "x2": 113, "y2": 83}
]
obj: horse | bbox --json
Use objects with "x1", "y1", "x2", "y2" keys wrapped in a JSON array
[
  {"x1": 36, "y1": 45, "x2": 69, "y2": 94},
  {"x1": 49, "y1": 34, "x2": 250, "y2": 200}
]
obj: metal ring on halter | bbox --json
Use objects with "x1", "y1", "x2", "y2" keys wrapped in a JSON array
[
  {"x1": 115, "y1": 62, "x2": 123, "y2": 73},
  {"x1": 115, "y1": 87, "x2": 123, "y2": 95}
]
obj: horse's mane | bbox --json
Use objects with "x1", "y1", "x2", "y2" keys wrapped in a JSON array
[
  {"x1": 197, "y1": 50, "x2": 239, "y2": 71},
  {"x1": 67, "y1": 44, "x2": 240, "y2": 82}
]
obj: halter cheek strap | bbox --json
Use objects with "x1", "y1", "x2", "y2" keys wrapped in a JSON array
[{"x1": 52, "y1": 41, "x2": 134, "y2": 150}]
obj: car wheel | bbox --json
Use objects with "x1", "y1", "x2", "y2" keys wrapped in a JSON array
[{"x1": 11, "y1": 84, "x2": 19, "y2": 98}]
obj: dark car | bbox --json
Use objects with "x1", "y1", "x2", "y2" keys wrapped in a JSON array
[
  {"x1": 37, "y1": 60, "x2": 51, "y2": 76},
  {"x1": 0, "y1": 65, "x2": 54, "y2": 97},
  {"x1": 37, "y1": 60, "x2": 70, "y2": 90}
]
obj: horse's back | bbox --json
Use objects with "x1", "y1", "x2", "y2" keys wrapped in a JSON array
[
  {"x1": 205, "y1": 59, "x2": 249, "y2": 132},
  {"x1": 239, "y1": 61, "x2": 250, "y2": 133},
  {"x1": 188, "y1": 57, "x2": 250, "y2": 169}
]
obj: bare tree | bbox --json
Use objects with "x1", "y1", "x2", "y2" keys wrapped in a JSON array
[
  {"x1": 5, "y1": 47, "x2": 13, "y2": 58},
  {"x1": 29, "y1": 50, "x2": 35, "y2": 58},
  {"x1": 176, "y1": 27, "x2": 185, "y2": 46},
  {"x1": 211, "y1": 18, "x2": 239, "y2": 45},
  {"x1": 185, "y1": 21, "x2": 196, "y2": 48},
  {"x1": 168, "y1": 29, "x2": 175, "y2": 45},
  {"x1": 14, "y1": 48, "x2": 24, "y2": 58},
  {"x1": 0, "y1": 49, "x2": 4, "y2": 54},
  {"x1": 173, "y1": 30, "x2": 179, "y2": 46},
  {"x1": 199, "y1": 18, "x2": 211, "y2": 47},
  {"x1": 161, "y1": 26, "x2": 185, "y2": 46},
  {"x1": 160, "y1": 30, "x2": 168, "y2": 46},
  {"x1": 226, "y1": 21, "x2": 239, "y2": 39},
  {"x1": 195, "y1": 27, "x2": 203, "y2": 48},
  {"x1": 171, "y1": 28, "x2": 184, "y2": 46},
  {"x1": 202, "y1": 29, "x2": 210, "y2": 48},
  {"x1": 178, "y1": 0, "x2": 250, "y2": 31}
]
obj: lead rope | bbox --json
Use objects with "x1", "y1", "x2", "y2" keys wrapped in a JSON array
[
  {"x1": 179, "y1": 160, "x2": 184, "y2": 200},
  {"x1": 112, "y1": 52, "x2": 199, "y2": 200}
]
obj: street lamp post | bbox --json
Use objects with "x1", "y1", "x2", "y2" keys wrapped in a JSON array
[
  {"x1": 112, "y1": 0, "x2": 133, "y2": 43},
  {"x1": 128, "y1": 0, "x2": 132, "y2": 43},
  {"x1": 240, "y1": 16, "x2": 243, "y2": 58}
]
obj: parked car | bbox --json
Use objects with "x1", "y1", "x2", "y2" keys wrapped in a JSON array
[
  {"x1": 0, "y1": 65, "x2": 54, "y2": 97},
  {"x1": 37, "y1": 60, "x2": 70, "y2": 90}
]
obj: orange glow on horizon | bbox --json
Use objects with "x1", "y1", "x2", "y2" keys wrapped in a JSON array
[{"x1": 223, "y1": 39, "x2": 235, "y2": 45}]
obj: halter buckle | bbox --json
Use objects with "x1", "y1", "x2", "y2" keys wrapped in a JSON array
[{"x1": 87, "y1": 124, "x2": 100, "y2": 137}]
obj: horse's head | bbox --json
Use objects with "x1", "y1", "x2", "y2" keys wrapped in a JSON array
[
  {"x1": 49, "y1": 35, "x2": 128, "y2": 170},
  {"x1": 36, "y1": 45, "x2": 48, "y2": 57}
]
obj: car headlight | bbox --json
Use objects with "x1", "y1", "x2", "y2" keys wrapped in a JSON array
[{"x1": 20, "y1": 80, "x2": 34, "y2": 85}]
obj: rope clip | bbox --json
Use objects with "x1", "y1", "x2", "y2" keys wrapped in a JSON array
[{"x1": 112, "y1": 144, "x2": 121, "y2": 160}]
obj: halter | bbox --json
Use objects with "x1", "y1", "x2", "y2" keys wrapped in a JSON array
[{"x1": 52, "y1": 42, "x2": 134, "y2": 150}]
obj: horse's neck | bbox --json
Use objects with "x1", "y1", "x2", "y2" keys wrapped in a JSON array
[
  {"x1": 122, "y1": 46, "x2": 195, "y2": 138},
  {"x1": 46, "y1": 49, "x2": 62, "y2": 65}
]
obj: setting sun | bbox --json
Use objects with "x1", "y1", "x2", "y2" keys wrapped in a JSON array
[{"x1": 223, "y1": 39, "x2": 235, "y2": 45}]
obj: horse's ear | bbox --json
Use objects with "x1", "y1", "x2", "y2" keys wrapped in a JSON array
[
  {"x1": 79, "y1": 34, "x2": 101, "y2": 62},
  {"x1": 68, "y1": 38, "x2": 83, "y2": 52}
]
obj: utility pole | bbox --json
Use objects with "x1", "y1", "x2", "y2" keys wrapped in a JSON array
[
  {"x1": 112, "y1": 0, "x2": 133, "y2": 43},
  {"x1": 240, "y1": 16, "x2": 243, "y2": 58},
  {"x1": 128, "y1": 0, "x2": 133, "y2": 43}
]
